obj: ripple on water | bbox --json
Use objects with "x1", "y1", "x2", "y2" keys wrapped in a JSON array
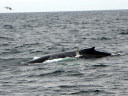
[
  {"x1": 71, "y1": 89, "x2": 105, "y2": 95},
  {"x1": 0, "y1": 36, "x2": 14, "y2": 41},
  {"x1": 3, "y1": 25, "x2": 14, "y2": 29},
  {"x1": 119, "y1": 32, "x2": 128, "y2": 35},
  {"x1": 92, "y1": 64, "x2": 109, "y2": 68},
  {"x1": 28, "y1": 69, "x2": 65, "y2": 77}
]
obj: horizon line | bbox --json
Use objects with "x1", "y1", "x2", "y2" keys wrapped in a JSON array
[{"x1": 0, "y1": 9, "x2": 128, "y2": 14}]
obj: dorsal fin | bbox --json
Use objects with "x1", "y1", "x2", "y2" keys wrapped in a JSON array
[
  {"x1": 89, "y1": 47, "x2": 95, "y2": 52},
  {"x1": 91, "y1": 47, "x2": 95, "y2": 50}
]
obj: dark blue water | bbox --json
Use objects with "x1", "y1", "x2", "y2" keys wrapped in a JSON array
[{"x1": 0, "y1": 10, "x2": 128, "y2": 96}]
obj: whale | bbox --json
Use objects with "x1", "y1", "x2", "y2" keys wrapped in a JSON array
[{"x1": 27, "y1": 47, "x2": 111, "y2": 63}]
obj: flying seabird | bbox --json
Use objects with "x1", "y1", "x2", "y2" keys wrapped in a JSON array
[{"x1": 4, "y1": 7, "x2": 12, "y2": 10}]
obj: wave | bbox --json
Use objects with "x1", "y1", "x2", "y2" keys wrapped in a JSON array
[
  {"x1": 15, "y1": 43, "x2": 40, "y2": 48},
  {"x1": 3, "y1": 25, "x2": 14, "y2": 29},
  {"x1": 92, "y1": 64, "x2": 108, "y2": 68},
  {"x1": 0, "y1": 36, "x2": 14, "y2": 41},
  {"x1": 0, "y1": 43, "x2": 9, "y2": 46},
  {"x1": 22, "y1": 25, "x2": 33, "y2": 28},
  {"x1": 0, "y1": 49, "x2": 21, "y2": 55},
  {"x1": 28, "y1": 69, "x2": 83, "y2": 78},
  {"x1": 39, "y1": 70, "x2": 64, "y2": 76},
  {"x1": 92, "y1": 37, "x2": 111, "y2": 40},
  {"x1": 119, "y1": 32, "x2": 128, "y2": 35},
  {"x1": 0, "y1": 57, "x2": 29, "y2": 65},
  {"x1": 65, "y1": 70, "x2": 83, "y2": 76},
  {"x1": 28, "y1": 70, "x2": 65, "y2": 77},
  {"x1": 59, "y1": 85, "x2": 77, "y2": 88},
  {"x1": 71, "y1": 89, "x2": 104, "y2": 95}
]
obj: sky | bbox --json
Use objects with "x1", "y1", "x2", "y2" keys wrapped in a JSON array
[{"x1": 0, "y1": 0, "x2": 128, "y2": 13}]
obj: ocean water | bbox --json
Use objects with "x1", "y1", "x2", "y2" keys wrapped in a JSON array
[{"x1": 0, "y1": 10, "x2": 128, "y2": 96}]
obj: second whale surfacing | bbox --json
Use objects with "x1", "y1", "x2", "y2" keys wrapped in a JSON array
[{"x1": 27, "y1": 47, "x2": 111, "y2": 63}]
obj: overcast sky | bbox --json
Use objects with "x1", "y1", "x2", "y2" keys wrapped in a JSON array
[{"x1": 0, "y1": 0, "x2": 128, "y2": 13}]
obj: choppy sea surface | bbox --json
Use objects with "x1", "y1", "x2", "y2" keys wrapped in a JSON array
[{"x1": 0, "y1": 10, "x2": 128, "y2": 96}]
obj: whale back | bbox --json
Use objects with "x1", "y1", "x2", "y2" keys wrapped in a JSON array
[
  {"x1": 28, "y1": 55, "x2": 50, "y2": 63},
  {"x1": 79, "y1": 47, "x2": 111, "y2": 58},
  {"x1": 27, "y1": 47, "x2": 111, "y2": 63}
]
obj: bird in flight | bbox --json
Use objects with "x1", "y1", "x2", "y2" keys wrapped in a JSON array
[{"x1": 4, "y1": 7, "x2": 12, "y2": 10}]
